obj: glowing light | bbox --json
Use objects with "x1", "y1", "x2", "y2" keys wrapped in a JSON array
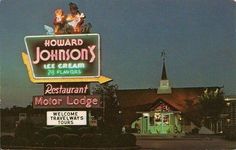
[
  {"x1": 46, "y1": 69, "x2": 82, "y2": 76},
  {"x1": 22, "y1": 52, "x2": 112, "y2": 83},
  {"x1": 55, "y1": 69, "x2": 82, "y2": 76},
  {"x1": 57, "y1": 63, "x2": 85, "y2": 69},
  {"x1": 33, "y1": 45, "x2": 96, "y2": 64},
  {"x1": 226, "y1": 102, "x2": 231, "y2": 106},
  {"x1": 33, "y1": 95, "x2": 101, "y2": 108},
  {"x1": 44, "y1": 83, "x2": 89, "y2": 95},
  {"x1": 24, "y1": 34, "x2": 100, "y2": 79},
  {"x1": 44, "y1": 63, "x2": 55, "y2": 69}
]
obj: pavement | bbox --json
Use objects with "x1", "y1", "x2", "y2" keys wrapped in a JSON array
[
  {"x1": 135, "y1": 134, "x2": 236, "y2": 150},
  {"x1": 135, "y1": 133, "x2": 218, "y2": 140}
]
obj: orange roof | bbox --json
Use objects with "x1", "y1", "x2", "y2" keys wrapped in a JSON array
[{"x1": 117, "y1": 86, "x2": 221, "y2": 112}]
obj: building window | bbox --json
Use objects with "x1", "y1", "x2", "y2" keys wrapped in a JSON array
[{"x1": 150, "y1": 116, "x2": 154, "y2": 125}]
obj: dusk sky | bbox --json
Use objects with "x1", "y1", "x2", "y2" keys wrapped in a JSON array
[{"x1": 0, "y1": 0, "x2": 236, "y2": 107}]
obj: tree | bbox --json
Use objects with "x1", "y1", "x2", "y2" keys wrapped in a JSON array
[
  {"x1": 15, "y1": 118, "x2": 35, "y2": 140},
  {"x1": 184, "y1": 99, "x2": 202, "y2": 127},
  {"x1": 93, "y1": 83, "x2": 122, "y2": 134},
  {"x1": 199, "y1": 88, "x2": 225, "y2": 132}
]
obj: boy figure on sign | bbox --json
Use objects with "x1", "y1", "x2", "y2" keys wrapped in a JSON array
[
  {"x1": 49, "y1": 2, "x2": 90, "y2": 34},
  {"x1": 66, "y1": 2, "x2": 85, "y2": 34}
]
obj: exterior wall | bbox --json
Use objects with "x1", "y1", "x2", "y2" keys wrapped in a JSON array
[
  {"x1": 225, "y1": 96, "x2": 236, "y2": 127},
  {"x1": 132, "y1": 112, "x2": 182, "y2": 135},
  {"x1": 228, "y1": 101, "x2": 236, "y2": 126}
]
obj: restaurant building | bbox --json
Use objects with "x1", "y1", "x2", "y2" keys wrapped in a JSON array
[
  {"x1": 225, "y1": 95, "x2": 236, "y2": 127},
  {"x1": 117, "y1": 58, "x2": 222, "y2": 135}
]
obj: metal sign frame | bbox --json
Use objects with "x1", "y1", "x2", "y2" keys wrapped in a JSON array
[{"x1": 24, "y1": 33, "x2": 100, "y2": 79}]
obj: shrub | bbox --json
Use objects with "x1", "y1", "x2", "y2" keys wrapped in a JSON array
[
  {"x1": 13, "y1": 137, "x2": 29, "y2": 146},
  {"x1": 50, "y1": 126, "x2": 72, "y2": 135},
  {"x1": 100, "y1": 134, "x2": 118, "y2": 147},
  {"x1": 15, "y1": 119, "x2": 35, "y2": 140},
  {"x1": 80, "y1": 133, "x2": 102, "y2": 148},
  {"x1": 39, "y1": 126, "x2": 72, "y2": 137},
  {"x1": 116, "y1": 133, "x2": 136, "y2": 147},
  {"x1": 42, "y1": 134, "x2": 62, "y2": 147},
  {"x1": 102, "y1": 124, "x2": 122, "y2": 135},
  {"x1": 76, "y1": 127, "x2": 98, "y2": 136},
  {"x1": 62, "y1": 134, "x2": 80, "y2": 147},
  {"x1": 126, "y1": 127, "x2": 138, "y2": 133},
  {"x1": 30, "y1": 132, "x2": 44, "y2": 146},
  {"x1": 0, "y1": 135, "x2": 14, "y2": 147}
]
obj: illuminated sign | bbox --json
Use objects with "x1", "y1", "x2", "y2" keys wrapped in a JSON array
[
  {"x1": 47, "y1": 111, "x2": 87, "y2": 125},
  {"x1": 33, "y1": 95, "x2": 101, "y2": 108},
  {"x1": 44, "y1": 83, "x2": 89, "y2": 95},
  {"x1": 24, "y1": 34, "x2": 100, "y2": 79}
]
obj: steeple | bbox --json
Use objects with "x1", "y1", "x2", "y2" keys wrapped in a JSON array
[
  {"x1": 161, "y1": 61, "x2": 167, "y2": 80},
  {"x1": 157, "y1": 50, "x2": 172, "y2": 94}
]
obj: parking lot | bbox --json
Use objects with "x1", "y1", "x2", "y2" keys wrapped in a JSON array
[{"x1": 136, "y1": 136, "x2": 236, "y2": 150}]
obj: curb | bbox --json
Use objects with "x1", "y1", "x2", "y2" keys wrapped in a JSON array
[
  {"x1": 1, "y1": 146, "x2": 141, "y2": 150},
  {"x1": 135, "y1": 135, "x2": 220, "y2": 141},
  {"x1": 136, "y1": 136, "x2": 212, "y2": 141}
]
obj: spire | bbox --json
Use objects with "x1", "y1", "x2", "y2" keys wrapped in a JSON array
[
  {"x1": 161, "y1": 50, "x2": 167, "y2": 80},
  {"x1": 161, "y1": 61, "x2": 167, "y2": 80},
  {"x1": 158, "y1": 50, "x2": 171, "y2": 94}
]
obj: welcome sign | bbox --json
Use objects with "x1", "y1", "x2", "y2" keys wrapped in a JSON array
[
  {"x1": 47, "y1": 111, "x2": 87, "y2": 125},
  {"x1": 24, "y1": 34, "x2": 100, "y2": 79}
]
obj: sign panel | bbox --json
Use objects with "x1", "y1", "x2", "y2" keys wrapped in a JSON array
[
  {"x1": 44, "y1": 83, "x2": 89, "y2": 95},
  {"x1": 89, "y1": 119, "x2": 98, "y2": 127},
  {"x1": 24, "y1": 34, "x2": 100, "y2": 79},
  {"x1": 33, "y1": 95, "x2": 101, "y2": 108},
  {"x1": 47, "y1": 111, "x2": 87, "y2": 126}
]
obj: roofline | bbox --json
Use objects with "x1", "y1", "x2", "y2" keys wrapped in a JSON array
[
  {"x1": 136, "y1": 111, "x2": 181, "y2": 114},
  {"x1": 117, "y1": 86, "x2": 223, "y2": 91},
  {"x1": 225, "y1": 96, "x2": 236, "y2": 101}
]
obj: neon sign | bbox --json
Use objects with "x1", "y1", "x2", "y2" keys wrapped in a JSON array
[
  {"x1": 44, "y1": 83, "x2": 89, "y2": 95},
  {"x1": 24, "y1": 34, "x2": 100, "y2": 78},
  {"x1": 33, "y1": 95, "x2": 101, "y2": 108}
]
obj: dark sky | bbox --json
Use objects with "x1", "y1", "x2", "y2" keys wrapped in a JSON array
[{"x1": 0, "y1": 0, "x2": 236, "y2": 107}]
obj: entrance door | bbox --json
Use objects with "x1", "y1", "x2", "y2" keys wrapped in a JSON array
[
  {"x1": 155, "y1": 112, "x2": 172, "y2": 134},
  {"x1": 142, "y1": 116, "x2": 148, "y2": 134}
]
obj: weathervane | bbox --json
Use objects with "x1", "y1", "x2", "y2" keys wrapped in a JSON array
[{"x1": 161, "y1": 49, "x2": 166, "y2": 62}]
